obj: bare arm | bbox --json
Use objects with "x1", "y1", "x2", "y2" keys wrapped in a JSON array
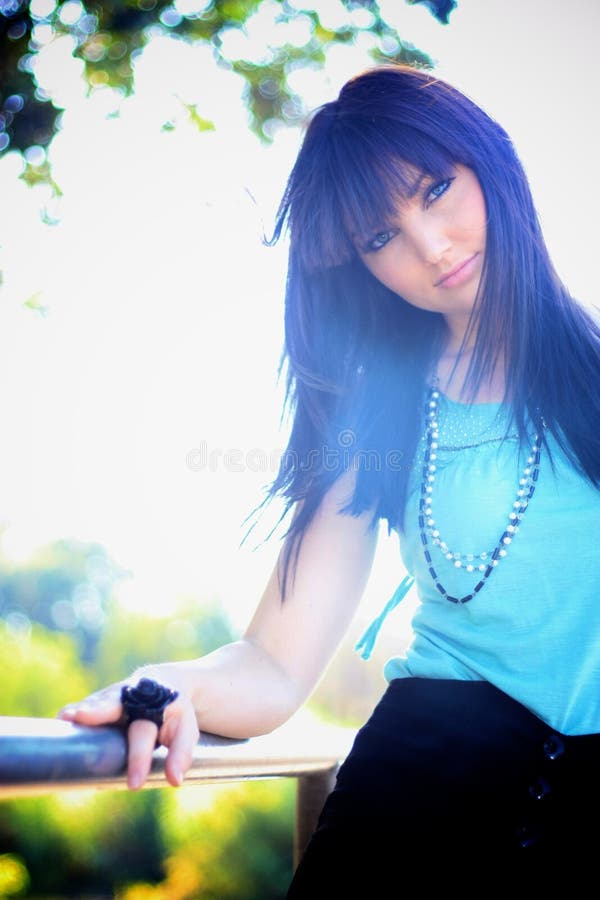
[
  {"x1": 188, "y1": 469, "x2": 379, "y2": 737},
  {"x1": 59, "y1": 470, "x2": 378, "y2": 785}
]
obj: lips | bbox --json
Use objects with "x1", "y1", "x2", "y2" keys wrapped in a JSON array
[{"x1": 435, "y1": 253, "x2": 479, "y2": 289}]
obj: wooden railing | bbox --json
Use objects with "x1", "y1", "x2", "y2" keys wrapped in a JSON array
[{"x1": 0, "y1": 712, "x2": 356, "y2": 868}]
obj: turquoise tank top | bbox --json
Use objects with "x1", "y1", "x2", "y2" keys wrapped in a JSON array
[{"x1": 366, "y1": 392, "x2": 600, "y2": 736}]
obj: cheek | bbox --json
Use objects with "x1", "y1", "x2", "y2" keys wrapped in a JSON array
[
  {"x1": 368, "y1": 263, "x2": 424, "y2": 304},
  {"x1": 465, "y1": 189, "x2": 488, "y2": 238},
  {"x1": 361, "y1": 251, "x2": 415, "y2": 295},
  {"x1": 364, "y1": 258, "x2": 402, "y2": 294}
]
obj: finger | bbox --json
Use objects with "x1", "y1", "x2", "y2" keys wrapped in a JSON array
[
  {"x1": 57, "y1": 685, "x2": 124, "y2": 725},
  {"x1": 126, "y1": 719, "x2": 160, "y2": 790},
  {"x1": 159, "y1": 701, "x2": 200, "y2": 787}
]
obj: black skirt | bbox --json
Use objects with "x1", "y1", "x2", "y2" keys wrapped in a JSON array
[{"x1": 286, "y1": 678, "x2": 600, "y2": 896}]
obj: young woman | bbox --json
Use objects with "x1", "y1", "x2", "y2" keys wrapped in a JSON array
[{"x1": 59, "y1": 65, "x2": 600, "y2": 890}]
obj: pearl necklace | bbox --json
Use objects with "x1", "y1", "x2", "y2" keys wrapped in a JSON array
[{"x1": 419, "y1": 386, "x2": 544, "y2": 604}]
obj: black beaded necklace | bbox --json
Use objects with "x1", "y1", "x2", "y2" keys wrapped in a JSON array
[{"x1": 419, "y1": 385, "x2": 544, "y2": 604}]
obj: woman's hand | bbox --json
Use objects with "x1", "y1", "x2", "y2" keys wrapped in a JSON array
[{"x1": 57, "y1": 671, "x2": 200, "y2": 790}]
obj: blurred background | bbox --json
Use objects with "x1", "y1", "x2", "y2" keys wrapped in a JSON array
[{"x1": 0, "y1": 0, "x2": 598, "y2": 896}]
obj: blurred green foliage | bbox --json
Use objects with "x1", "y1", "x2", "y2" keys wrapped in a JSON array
[
  {"x1": 0, "y1": 540, "x2": 294, "y2": 897},
  {"x1": 1, "y1": 773, "x2": 294, "y2": 898},
  {"x1": 0, "y1": 852, "x2": 30, "y2": 897},
  {"x1": 93, "y1": 602, "x2": 234, "y2": 690},
  {"x1": 1, "y1": 625, "x2": 93, "y2": 716},
  {"x1": 0, "y1": 0, "x2": 441, "y2": 163},
  {"x1": 0, "y1": 537, "x2": 126, "y2": 664}
]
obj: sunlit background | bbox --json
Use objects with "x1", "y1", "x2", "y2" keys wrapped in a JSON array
[{"x1": 1, "y1": 0, "x2": 599, "y2": 639}]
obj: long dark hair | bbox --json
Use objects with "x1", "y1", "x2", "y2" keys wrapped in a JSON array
[{"x1": 253, "y1": 64, "x2": 600, "y2": 596}]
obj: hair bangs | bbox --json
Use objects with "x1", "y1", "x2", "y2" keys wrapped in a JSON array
[
  {"x1": 332, "y1": 121, "x2": 457, "y2": 253},
  {"x1": 286, "y1": 106, "x2": 459, "y2": 272}
]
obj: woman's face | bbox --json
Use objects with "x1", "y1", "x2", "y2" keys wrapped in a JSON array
[{"x1": 355, "y1": 164, "x2": 487, "y2": 333}]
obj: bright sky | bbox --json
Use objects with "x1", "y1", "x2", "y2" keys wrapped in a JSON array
[{"x1": 0, "y1": 0, "x2": 598, "y2": 635}]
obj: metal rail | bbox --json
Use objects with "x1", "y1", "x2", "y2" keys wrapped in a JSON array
[{"x1": 0, "y1": 712, "x2": 356, "y2": 867}]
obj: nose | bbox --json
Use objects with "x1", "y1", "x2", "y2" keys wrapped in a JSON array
[{"x1": 408, "y1": 220, "x2": 452, "y2": 266}]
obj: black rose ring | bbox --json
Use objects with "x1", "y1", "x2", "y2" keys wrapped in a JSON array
[{"x1": 120, "y1": 678, "x2": 179, "y2": 728}]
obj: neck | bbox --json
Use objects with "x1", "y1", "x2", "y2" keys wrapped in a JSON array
[
  {"x1": 435, "y1": 347, "x2": 506, "y2": 404},
  {"x1": 434, "y1": 315, "x2": 506, "y2": 403},
  {"x1": 443, "y1": 313, "x2": 475, "y2": 357}
]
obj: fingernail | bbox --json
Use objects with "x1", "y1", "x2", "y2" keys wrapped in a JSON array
[
  {"x1": 172, "y1": 768, "x2": 183, "y2": 786},
  {"x1": 129, "y1": 773, "x2": 143, "y2": 790}
]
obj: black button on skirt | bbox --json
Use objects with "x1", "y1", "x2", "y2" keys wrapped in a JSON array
[{"x1": 287, "y1": 678, "x2": 600, "y2": 897}]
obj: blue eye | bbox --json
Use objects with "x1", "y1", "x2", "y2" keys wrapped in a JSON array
[
  {"x1": 365, "y1": 231, "x2": 394, "y2": 253},
  {"x1": 427, "y1": 177, "x2": 454, "y2": 203}
]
